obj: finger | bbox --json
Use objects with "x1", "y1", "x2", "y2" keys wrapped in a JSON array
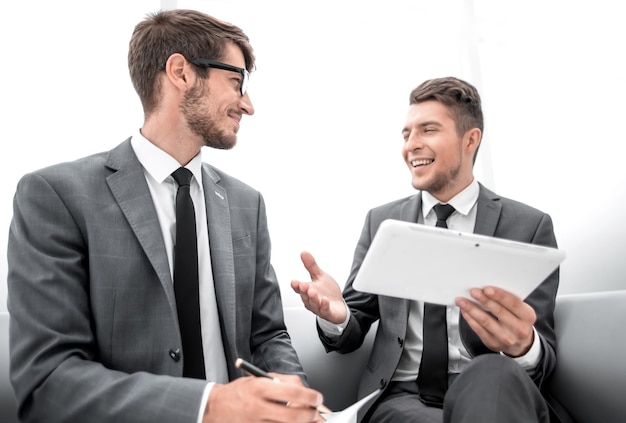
[
  {"x1": 271, "y1": 373, "x2": 305, "y2": 386},
  {"x1": 290, "y1": 280, "x2": 308, "y2": 295},
  {"x1": 290, "y1": 281, "x2": 311, "y2": 307},
  {"x1": 459, "y1": 308, "x2": 500, "y2": 349},
  {"x1": 300, "y1": 251, "x2": 324, "y2": 280},
  {"x1": 458, "y1": 294, "x2": 534, "y2": 354},
  {"x1": 291, "y1": 281, "x2": 317, "y2": 306},
  {"x1": 468, "y1": 288, "x2": 510, "y2": 322},
  {"x1": 255, "y1": 398, "x2": 320, "y2": 423},
  {"x1": 271, "y1": 374, "x2": 332, "y2": 419},
  {"x1": 479, "y1": 287, "x2": 536, "y2": 354},
  {"x1": 261, "y1": 379, "x2": 324, "y2": 412},
  {"x1": 298, "y1": 284, "x2": 324, "y2": 315},
  {"x1": 457, "y1": 295, "x2": 518, "y2": 348},
  {"x1": 469, "y1": 287, "x2": 536, "y2": 336},
  {"x1": 462, "y1": 306, "x2": 533, "y2": 356},
  {"x1": 273, "y1": 403, "x2": 322, "y2": 423},
  {"x1": 482, "y1": 286, "x2": 536, "y2": 323},
  {"x1": 457, "y1": 297, "x2": 503, "y2": 340}
]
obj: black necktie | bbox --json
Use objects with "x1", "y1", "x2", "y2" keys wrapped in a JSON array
[
  {"x1": 172, "y1": 167, "x2": 205, "y2": 379},
  {"x1": 417, "y1": 203, "x2": 456, "y2": 407},
  {"x1": 433, "y1": 203, "x2": 455, "y2": 229}
]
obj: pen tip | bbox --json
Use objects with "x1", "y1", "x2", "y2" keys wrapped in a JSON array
[{"x1": 234, "y1": 357, "x2": 243, "y2": 368}]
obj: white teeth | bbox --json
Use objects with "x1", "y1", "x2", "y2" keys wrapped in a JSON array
[{"x1": 411, "y1": 159, "x2": 433, "y2": 167}]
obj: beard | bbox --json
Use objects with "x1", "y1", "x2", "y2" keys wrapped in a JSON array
[
  {"x1": 180, "y1": 81, "x2": 237, "y2": 150},
  {"x1": 420, "y1": 164, "x2": 461, "y2": 194},
  {"x1": 412, "y1": 152, "x2": 463, "y2": 195}
]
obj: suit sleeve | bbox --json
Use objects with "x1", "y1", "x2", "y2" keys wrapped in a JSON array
[
  {"x1": 523, "y1": 213, "x2": 560, "y2": 387},
  {"x1": 245, "y1": 193, "x2": 308, "y2": 381}
]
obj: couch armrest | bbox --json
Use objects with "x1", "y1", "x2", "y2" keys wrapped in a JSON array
[
  {"x1": 283, "y1": 307, "x2": 376, "y2": 411},
  {"x1": 547, "y1": 290, "x2": 626, "y2": 423},
  {"x1": 1, "y1": 312, "x2": 19, "y2": 423}
]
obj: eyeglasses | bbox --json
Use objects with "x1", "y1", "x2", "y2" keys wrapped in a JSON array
[{"x1": 189, "y1": 58, "x2": 250, "y2": 96}]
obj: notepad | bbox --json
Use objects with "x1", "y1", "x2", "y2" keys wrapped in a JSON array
[
  {"x1": 353, "y1": 219, "x2": 566, "y2": 305},
  {"x1": 322, "y1": 388, "x2": 382, "y2": 422}
]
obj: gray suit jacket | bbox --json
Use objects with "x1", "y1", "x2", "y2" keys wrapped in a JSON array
[
  {"x1": 7, "y1": 139, "x2": 304, "y2": 423},
  {"x1": 318, "y1": 184, "x2": 560, "y2": 416}
]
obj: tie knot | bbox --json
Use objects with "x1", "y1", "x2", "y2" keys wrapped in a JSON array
[
  {"x1": 433, "y1": 203, "x2": 455, "y2": 228},
  {"x1": 172, "y1": 167, "x2": 193, "y2": 187}
]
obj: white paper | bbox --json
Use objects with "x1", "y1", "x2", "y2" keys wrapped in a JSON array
[{"x1": 322, "y1": 389, "x2": 382, "y2": 423}]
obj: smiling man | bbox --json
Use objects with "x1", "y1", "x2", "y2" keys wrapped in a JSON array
[
  {"x1": 292, "y1": 77, "x2": 566, "y2": 422},
  {"x1": 7, "y1": 9, "x2": 325, "y2": 423}
]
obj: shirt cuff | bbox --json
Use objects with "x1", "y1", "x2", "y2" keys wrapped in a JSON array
[
  {"x1": 501, "y1": 327, "x2": 542, "y2": 369},
  {"x1": 196, "y1": 382, "x2": 214, "y2": 423},
  {"x1": 316, "y1": 301, "x2": 351, "y2": 336}
]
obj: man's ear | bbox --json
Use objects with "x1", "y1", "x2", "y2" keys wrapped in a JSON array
[
  {"x1": 163, "y1": 53, "x2": 192, "y2": 88},
  {"x1": 465, "y1": 127, "x2": 482, "y2": 153}
]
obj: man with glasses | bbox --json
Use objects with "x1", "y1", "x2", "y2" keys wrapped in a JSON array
[{"x1": 7, "y1": 9, "x2": 325, "y2": 423}]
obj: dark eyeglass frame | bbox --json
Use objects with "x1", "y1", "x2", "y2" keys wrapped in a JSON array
[{"x1": 189, "y1": 58, "x2": 250, "y2": 96}]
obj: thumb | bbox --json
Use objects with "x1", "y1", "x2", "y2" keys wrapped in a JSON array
[{"x1": 300, "y1": 251, "x2": 323, "y2": 279}]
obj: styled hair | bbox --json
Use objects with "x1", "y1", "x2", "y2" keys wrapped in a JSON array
[
  {"x1": 409, "y1": 77, "x2": 483, "y2": 138},
  {"x1": 128, "y1": 9, "x2": 255, "y2": 115}
]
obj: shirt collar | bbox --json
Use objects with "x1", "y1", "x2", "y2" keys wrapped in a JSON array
[
  {"x1": 130, "y1": 129, "x2": 203, "y2": 187},
  {"x1": 421, "y1": 178, "x2": 479, "y2": 218}
]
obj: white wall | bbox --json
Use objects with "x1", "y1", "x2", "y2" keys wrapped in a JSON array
[{"x1": 2, "y1": 0, "x2": 625, "y2": 312}]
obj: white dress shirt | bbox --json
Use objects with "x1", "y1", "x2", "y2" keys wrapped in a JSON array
[
  {"x1": 131, "y1": 131, "x2": 228, "y2": 421},
  {"x1": 319, "y1": 179, "x2": 541, "y2": 381}
]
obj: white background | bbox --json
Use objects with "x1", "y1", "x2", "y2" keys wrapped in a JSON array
[{"x1": 1, "y1": 0, "x2": 625, "y2": 312}]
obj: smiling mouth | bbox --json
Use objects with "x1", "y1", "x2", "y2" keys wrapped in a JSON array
[{"x1": 411, "y1": 159, "x2": 434, "y2": 167}]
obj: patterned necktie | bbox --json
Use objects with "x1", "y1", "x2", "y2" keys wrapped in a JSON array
[
  {"x1": 172, "y1": 167, "x2": 205, "y2": 379},
  {"x1": 417, "y1": 203, "x2": 456, "y2": 407}
]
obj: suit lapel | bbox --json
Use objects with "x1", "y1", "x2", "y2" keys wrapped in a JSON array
[
  {"x1": 398, "y1": 193, "x2": 421, "y2": 224},
  {"x1": 105, "y1": 140, "x2": 175, "y2": 310},
  {"x1": 201, "y1": 164, "x2": 237, "y2": 369},
  {"x1": 391, "y1": 194, "x2": 421, "y2": 322},
  {"x1": 473, "y1": 184, "x2": 502, "y2": 237}
]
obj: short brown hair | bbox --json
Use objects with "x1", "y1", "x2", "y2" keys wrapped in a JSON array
[
  {"x1": 409, "y1": 77, "x2": 483, "y2": 138},
  {"x1": 128, "y1": 9, "x2": 255, "y2": 115}
]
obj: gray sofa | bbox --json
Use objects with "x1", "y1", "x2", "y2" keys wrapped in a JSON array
[
  {"x1": 284, "y1": 290, "x2": 626, "y2": 423},
  {"x1": 2, "y1": 290, "x2": 625, "y2": 422}
]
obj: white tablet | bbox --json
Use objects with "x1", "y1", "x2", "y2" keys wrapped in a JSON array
[{"x1": 352, "y1": 219, "x2": 566, "y2": 305}]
